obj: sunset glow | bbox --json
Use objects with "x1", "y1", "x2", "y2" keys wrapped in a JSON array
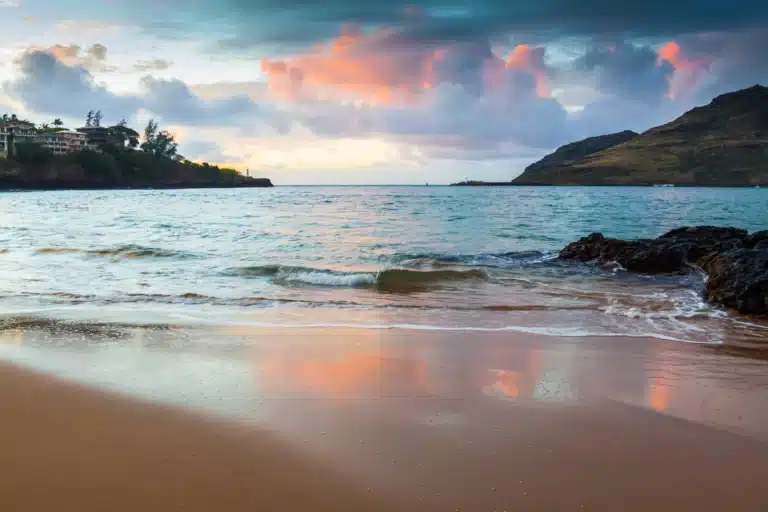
[{"x1": 0, "y1": 1, "x2": 763, "y2": 183}]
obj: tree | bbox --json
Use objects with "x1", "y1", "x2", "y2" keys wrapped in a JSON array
[
  {"x1": 93, "y1": 110, "x2": 103, "y2": 127},
  {"x1": 1, "y1": 114, "x2": 8, "y2": 122},
  {"x1": 10, "y1": 114, "x2": 18, "y2": 121},
  {"x1": 142, "y1": 119, "x2": 158, "y2": 149},
  {"x1": 13, "y1": 142, "x2": 53, "y2": 165},
  {"x1": 153, "y1": 131, "x2": 178, "y2": 159},
  {"x1": 85, "y1": 110, "x2": 94, "y2": 127},
  {"x1": 140, "y1": 119, "x2": 178, "y2": 159},
  {"x1": 53, "y1": 118, "x2": 63, "y2": 127}
]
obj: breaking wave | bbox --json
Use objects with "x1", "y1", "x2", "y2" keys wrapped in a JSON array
[{"x1": 227, "y1": 265, "x2": 488, "y2": 291}]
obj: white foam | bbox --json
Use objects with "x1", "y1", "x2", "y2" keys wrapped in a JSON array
[
  {"x1": 168, "y1": 317, "x2": 701, "y2": 343},
  {"x1": 602, "y1": 289, "x2": 727, "y2": 321},
  {"x1": 278, "y1": 270, "x2": 376, "y2": 287}
]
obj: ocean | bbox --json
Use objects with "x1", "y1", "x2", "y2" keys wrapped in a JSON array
[{"x1": 0, "y1": 185, "x2": 766, "y2": 344}]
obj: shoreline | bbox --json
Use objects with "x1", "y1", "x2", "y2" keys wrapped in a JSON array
[
  {"x1": 2, "y1": 324, "x2": 768, "y2": 511},
  {"x1": 451, "y1": 181, "x2": 765, "y2": 187},
  {"x1": 0, "y1": 181, "x2": 274, "y2": 191}
]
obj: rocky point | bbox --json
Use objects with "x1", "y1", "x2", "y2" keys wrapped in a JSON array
[{"x1": 559, "y1": 226, "x2": 768, "y2": 315}]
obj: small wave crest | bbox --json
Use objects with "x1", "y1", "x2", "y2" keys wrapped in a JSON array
[
  {"x1": 279, "y1": 269, "x2": 377, "y2": 287},
  {"x1": 35, "y1": 245, "x2": 197, "y2": 260},
  {"x1": 390, "y1": 250, "x2": 555, "y2": 269},
  {"x1": 226, "y1": 265, "x2": 488, "y2": 291}
]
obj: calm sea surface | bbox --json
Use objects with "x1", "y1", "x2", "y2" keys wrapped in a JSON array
[{"x1": 0, "y1": 186, "x2": 766, "y2": 344}]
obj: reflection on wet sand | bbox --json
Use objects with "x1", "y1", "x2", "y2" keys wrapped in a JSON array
[
  {"x1": 1, "y1": 321, "x2": 768, "y2": 510},
  {"x1": 483, "y1": 347, "x2": 542, "y2": 400},
  {"x1": 262, "y1": 353, "x2": 429, "y2": 398},
  {"x1": 1, "y1": 321, "x2": 767, "y2": 441},
  {"x1": 648, "y1": 376, "x2": 671, "y2": 412}
]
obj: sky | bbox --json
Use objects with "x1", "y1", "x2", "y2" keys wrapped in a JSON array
[{"x1": 0, "y1": 1, "x2": 766, "y2": 184}]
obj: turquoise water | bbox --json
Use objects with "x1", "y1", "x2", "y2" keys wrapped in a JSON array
[{"x1": 0, "y1": 186, "x2": 766, "y2": 343}]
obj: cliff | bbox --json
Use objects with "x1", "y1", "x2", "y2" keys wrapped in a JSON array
[
  {"x1": 0, "y1": 149, "x2": 273, "y2": 190},
  {"x1": 511, "y1": 85, "x2": 768, "y2": 186}
]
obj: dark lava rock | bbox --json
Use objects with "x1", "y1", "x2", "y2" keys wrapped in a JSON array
[
  {"x1": 745, "y1": 230, "x2": 768, "y2": 249},
  {"x1": 701, "y1": 249, "x2": 768, "y2": 314},
  {"x1": 559, "y1": 226, "x2": 768, "y2": 314}
]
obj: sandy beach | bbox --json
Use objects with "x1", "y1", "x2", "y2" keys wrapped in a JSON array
[{"x1": 1, "y1": 323, "x2": 767, "y2": 511}]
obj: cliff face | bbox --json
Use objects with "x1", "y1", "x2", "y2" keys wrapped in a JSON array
[{"x1": 512, "y1": 85, "x2": 768, "y2": 186}]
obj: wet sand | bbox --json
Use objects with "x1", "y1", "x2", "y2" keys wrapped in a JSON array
[
  {"x1": 0, "y1": 363, "x2": 403, "y2": 512},
  {"x1": 1, "y1": 324, "x2": 767, "y2": 511}
]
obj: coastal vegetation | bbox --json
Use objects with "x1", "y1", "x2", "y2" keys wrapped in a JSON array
[{"x1": 0, "y1": 112, "x2": 272, "y2": 189}]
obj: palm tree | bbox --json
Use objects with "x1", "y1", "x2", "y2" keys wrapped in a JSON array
[{"x1": 53, "y1": 118, "x2": 63, "y2": 127}]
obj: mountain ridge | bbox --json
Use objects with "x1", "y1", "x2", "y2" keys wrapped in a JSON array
[
  {"x1": 453, "y1": 85, "x2": 768, "y2": 187},
  {"x1": 510, "y1": 84, "x2": 768, "y2": 186}
]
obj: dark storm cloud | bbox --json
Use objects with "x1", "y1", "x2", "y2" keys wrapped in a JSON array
[
  {"x1": 676, "y1": 30, "x2": 768, "y2": 102},
  {"x1": 574, "y1": 41, "x2": 673, "y2": 102},
  {"x1": 130, "y1": 0, "x2": 768, "y2": 49}
]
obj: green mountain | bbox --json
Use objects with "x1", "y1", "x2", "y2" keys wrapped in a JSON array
[{"x1": 511, "y1": 85, "x2": 768, "y2": 186}]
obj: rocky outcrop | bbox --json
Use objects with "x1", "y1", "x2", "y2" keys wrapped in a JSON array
[
  {"x1": 511, "y1": 85, "x2": 768, "y2": 186},
  {"x1": 559, "y1": 226, "x2": 768, "y2": 314}
]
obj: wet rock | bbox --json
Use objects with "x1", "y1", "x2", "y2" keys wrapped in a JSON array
[
  {"x1": 559, "y1": 226, "x2": 768, "y2": 314},
  {"x1": 745, "y1": 230, "x2": 768, "y2": 249},
  {"x1": 701, "y1": 249, "x2": 768, "y2": 314}
]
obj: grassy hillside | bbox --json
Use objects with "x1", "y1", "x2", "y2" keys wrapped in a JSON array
[{"x1": 512, "y1": 85, "x2": 768, "y2": 186}]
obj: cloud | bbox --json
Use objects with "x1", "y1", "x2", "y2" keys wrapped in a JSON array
[
  {"x1": 180, "y1": 139, "x2": 231, "y2": 162},
  {"x1": 260, "y1": 24, "x2": 434, "y2": 103},
  {"x1": 127, "y1": 0, "x2": 768, "y2": 50},
  {"x1": 259, "y1": 23, "x2": 556, "y2": 105},
  {"x1": 672, "y1": 30, "x2": 768, "y2": 102},
  {"x1": 2, "y1": 50, "x2": 284, "y2": 131},
  {"x1": 139, "y1": 76, "x2": 283, "y2": 128},
  {"x1": 574, "y1": 41, "x2": 673, "y2": 102},
  {"x1": 133, "y1": 59, "x2": 173, "y2": 72},
  {"x1": 48, "y1": 43, "x2": 117, "y2": 72},
  {"x1": 253, "y1": 22, "x2": 570, "y2": 155},
  {"x1": 292, "y1": 69, "x2": 569, "y2": 157},
  {"x1": 2, "y1": 51, "x2": 138, "y2": 121},
  {"x1": 190, "y1": 81, "x2": 268, "y2": 101}
]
